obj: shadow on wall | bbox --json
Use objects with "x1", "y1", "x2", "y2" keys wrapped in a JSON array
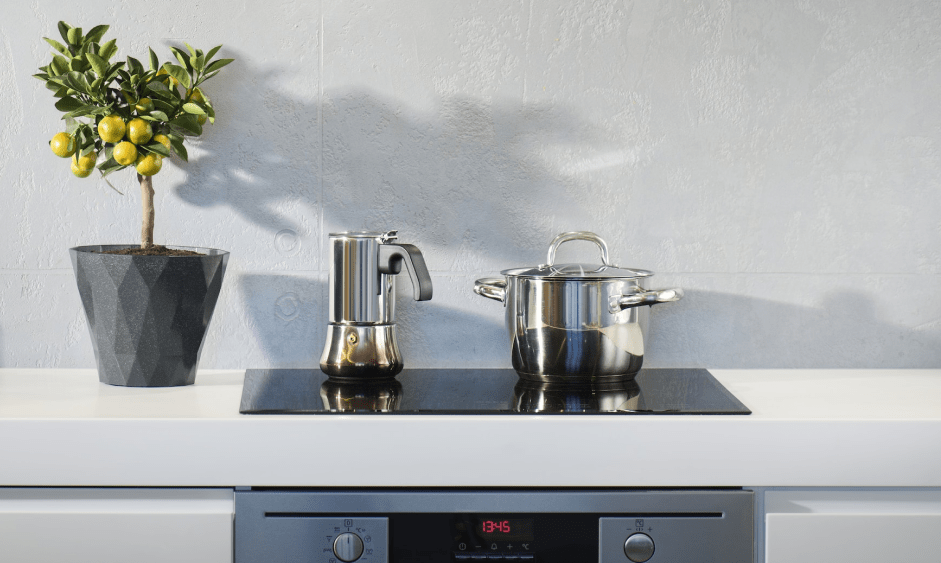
[
  {"x1": 238, "y1": 273, "x2": 507, "y2": 369},
  {"x1": 169, "y1": 51, "x2": 631, "y2": 265},
  {"x1": 237, "y1": 273, "x2": 325, "y2": 368},
  {"x1": 649, "y1": 289, "x2": 941, "y2": 369}
]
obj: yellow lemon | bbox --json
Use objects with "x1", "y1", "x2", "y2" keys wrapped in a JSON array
[
  {"x1": 134, "y1": 97, "x2": 154, "y2": 113},
  {"x1": 98, "y1": 115, "x2": 126, "y2": 144},
  {"x1": 126, "y1": 118, "x2": 153, "y2": 145},
  {"x1": 135, "y1": 153, "x2": 162, "y2": 176},
  {"x1": 153, "y1": 134, "x2": 172, "y2": 152},
  {"x1": 50, "y1": 132, "x2": 76, "y2": 158},
  {"x1": 73, "y1": 151, "x2": 97, "y2": 171},
  {"x1": 190, "y1": 89, "x2": 209, "y2": 125},
  {"x1": 113, "y1": 141, "x2": 138, "y2": 166},
  {"x1": 70, "y1": 159, "x2": 93, "y2": 178}
]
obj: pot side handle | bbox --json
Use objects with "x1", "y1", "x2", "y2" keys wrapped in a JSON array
[
  {"x1": 474, "y1": 277, "x2": 507, "y2": 303},
  {"x1": 610, "y1": 288, "x2": 684, "y2": 311}
]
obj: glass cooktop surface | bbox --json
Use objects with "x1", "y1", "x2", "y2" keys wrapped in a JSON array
[{"x1": 239, "y1": 368, "x2": 750, "y2": 415}]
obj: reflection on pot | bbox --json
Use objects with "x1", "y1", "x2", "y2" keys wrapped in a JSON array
[
  {"x1": 320, "y1": 378, "x2": 403, "y2": 412},
  {"x1": 513, "y1": 379, "x2": 643, "y2": 413}
]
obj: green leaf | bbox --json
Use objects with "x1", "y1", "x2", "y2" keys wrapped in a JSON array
[
  {"x1": 57, "y1": 22, "x2": 72, "y2": 45},
  {"x1": 184, "y1": 42, "x2": 196, "y2": 56},
  {"x1": 127, "y1": 56, "x2": 144, "y2": 77},
  {"x1": 66, "y1": 27, "x2": 82, "y2": 45},
  {"x1": 191, "y1": 54, "x2": 205, "y2": 73},
  {"x1": 51, "y1": 54, "x2": 69, "y2": 74},
  {"x1": 149, "y1": 47, "x2": 159, "y2": 71},
  {"x1": 105, "y1": 61, "x2": 125, "y2": 82},
  {"x1": 148, "y1": 110, "x2": 169, "y2": 121},
  {"x1": 53, "y1": 85, "x2": 70, "y2": 97},
  {"x1": 85, "y1": 25, "x2": 109, "y2": 45},
  {"x1": 120, "y1": 83, "x2": 137, "y2": 101},
  {"x1": 205, "y1": 45, "x2": 222, "y2": 61},
  {"x1": 146, "y1": 80, "x2": 171, "y2": 94},
  {"x1": 98, "y1": 155, "x2": 126, "y2": 177},
  {"x1": 65, "y1": 71, "x2": 89, "y2": 94},
  {"x1": 43, "y1": 37, "x2": 69, "y2": 55},
  {"x1": 163, "y1": 64, "x2": 191, "y2": 89},
  {"x1": 65, "y1": 104, "x2": 108, "y2": 119},
  {"x1": 86, "y1": 52, "x2": 108, "y2": 77},
  {"x1": 65, "y1": 117, "x2": 79, "y2": 135},
  {"x1": 45, "y1": 73, "x2": 68, "y2": 87},
  {"x1": 169, "y1": 46, "x2": 191, "y2": 71},
  {"x1": 68, "y1": 57, "x2": 89, "y2": 73},
  {"x1": 204, "y1": 58, "x2": 234, "y2": 74},
  {"x1": 74, "y1": 125, "x2": 87, "y2": 148},
  {"x1": 99, "y1": 38, "x2": 118, "y2": 60},
  {"x1": 170, "y1": 114, "x2": 202, "y2": 136},
  {"x1": 181, "y1": 102, "x2": 206, "y2": 116},
  {"x1": 144, "y1": 141, "x2": 171, "y2": 157},
  {"x1": 168, "y1": 137, "x2": 188, "y2": 161},
  {"x1": 54, "y1": 96, "x2": 84, "y2": 112},
  {"x1": 146, "y1": 84, "x2": 176, "y2": 104}
]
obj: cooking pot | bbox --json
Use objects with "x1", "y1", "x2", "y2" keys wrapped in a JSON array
[{"x1": 474, "y1": 231, "x2": 683, "y2": 383}]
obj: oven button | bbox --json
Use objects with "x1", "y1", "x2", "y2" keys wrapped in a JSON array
[
  {"x1": 623, "y1": 533, "x2": 655, "y2": 563},
  {"x1": 333, "y1": 532, "x2": 365, "y2": 562}
]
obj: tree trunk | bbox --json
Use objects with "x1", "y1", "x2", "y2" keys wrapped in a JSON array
[{"x1": 139, "y1": 173, "x2": 155, "y2": 248}]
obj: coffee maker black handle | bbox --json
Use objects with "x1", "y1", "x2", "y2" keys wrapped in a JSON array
[{"x1": 378, "y1": 244, "x2": 433, "y2": 301}]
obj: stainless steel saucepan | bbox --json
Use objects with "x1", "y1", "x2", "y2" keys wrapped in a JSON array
[{"x1": 474, "y1": 231, "x2": 683, "y2": 383}]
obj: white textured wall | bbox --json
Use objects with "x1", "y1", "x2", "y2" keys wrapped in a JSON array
[{"x1": 1, "y1": 0, "x2": 939, "y2": 370}]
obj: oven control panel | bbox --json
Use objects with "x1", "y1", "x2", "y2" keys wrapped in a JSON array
[{"x1": 234, "y1": 490, "x2": 754, "y2": 563}]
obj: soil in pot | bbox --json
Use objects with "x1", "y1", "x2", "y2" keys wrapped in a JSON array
[{"x1": 101, "y1": 244, "x2": 204, "y2": 257}]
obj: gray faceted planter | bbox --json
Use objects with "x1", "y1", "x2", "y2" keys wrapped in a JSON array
[{"x1": 70, "y1": 245, "x2": 229, "y2": 387}]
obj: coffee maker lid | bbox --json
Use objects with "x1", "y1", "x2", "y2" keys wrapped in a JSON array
[{"x1": 328, "y1": 230, "x2": 398, "y2": 241}]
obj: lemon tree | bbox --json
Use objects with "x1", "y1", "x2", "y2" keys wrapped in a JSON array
[{"x1": 35, "y1": 21, "x2": 232, "y2": 249}]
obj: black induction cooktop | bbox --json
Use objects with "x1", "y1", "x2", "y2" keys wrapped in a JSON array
[{"x1": 239, "y1": 368, "x2": 750, "y2": 415}]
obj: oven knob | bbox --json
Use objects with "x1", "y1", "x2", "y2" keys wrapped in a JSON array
[
  {"x1": 624, "y1": 533, "x2": 655, "y2": 563},
  {"x1": 333, "y1": 532, "x2": 365, "y2": 562}
]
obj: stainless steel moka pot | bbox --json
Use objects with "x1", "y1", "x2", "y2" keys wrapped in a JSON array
[{"x1": 319, "y1": 231, "x2": 433, "y2": 379}]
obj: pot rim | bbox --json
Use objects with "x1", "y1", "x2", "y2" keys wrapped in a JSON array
[
  {"x1": 70, "y1": 244, "x2": 229, "y2": 257},
  {"x1": 499, "y1": 264, "x2": 654, "y2": 281}
]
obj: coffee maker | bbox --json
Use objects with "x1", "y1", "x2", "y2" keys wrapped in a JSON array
[{"x1": 320, "y1": 231, "x2": 433, "y2": 379}]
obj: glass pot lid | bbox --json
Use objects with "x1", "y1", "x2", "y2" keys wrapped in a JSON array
[{"x1": 501, "y1": 232, "x2": 654, "y2": 280}]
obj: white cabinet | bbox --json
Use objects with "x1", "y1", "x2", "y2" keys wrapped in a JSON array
[
  {"x1": 764, "y1": 490, "x2": 941, "y2": 563},
  {"x1": 0, "y1": 488, "x2": 233, "y2": 563}
]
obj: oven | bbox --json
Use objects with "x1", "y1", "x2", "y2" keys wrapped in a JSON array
[
  {"x1": 236, "y1": 367, "x2": 754, "y2": 562},
  {"x1": 234, "y1": 489, "x2": 754, "y2": 563}
]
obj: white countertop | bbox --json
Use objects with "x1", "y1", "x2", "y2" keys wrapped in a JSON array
[{"x1": 1, "y1": 369, "x2": 939, "y2": 488}]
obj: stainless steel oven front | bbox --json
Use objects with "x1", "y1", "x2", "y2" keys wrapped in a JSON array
[{"x1": 234, "y1": 489, "x2": 753, "y2": 563}]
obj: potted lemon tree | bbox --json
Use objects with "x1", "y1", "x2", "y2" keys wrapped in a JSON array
[{"x1": 36, "y1": 22, "x2": 233, "y2": 386}]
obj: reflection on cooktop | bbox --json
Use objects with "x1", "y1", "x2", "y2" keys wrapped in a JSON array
[{"x1": 239, "y1": 368, "x2": 750, "y2": 415}]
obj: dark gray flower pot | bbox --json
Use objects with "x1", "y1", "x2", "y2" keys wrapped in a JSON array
[{"x1": 69, "y1": 245, "x2": 229, "y2": 387}]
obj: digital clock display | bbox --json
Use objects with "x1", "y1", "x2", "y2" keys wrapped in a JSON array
[{"x1": 475, "y1": 517, "x2": 534, "y2": 541}]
